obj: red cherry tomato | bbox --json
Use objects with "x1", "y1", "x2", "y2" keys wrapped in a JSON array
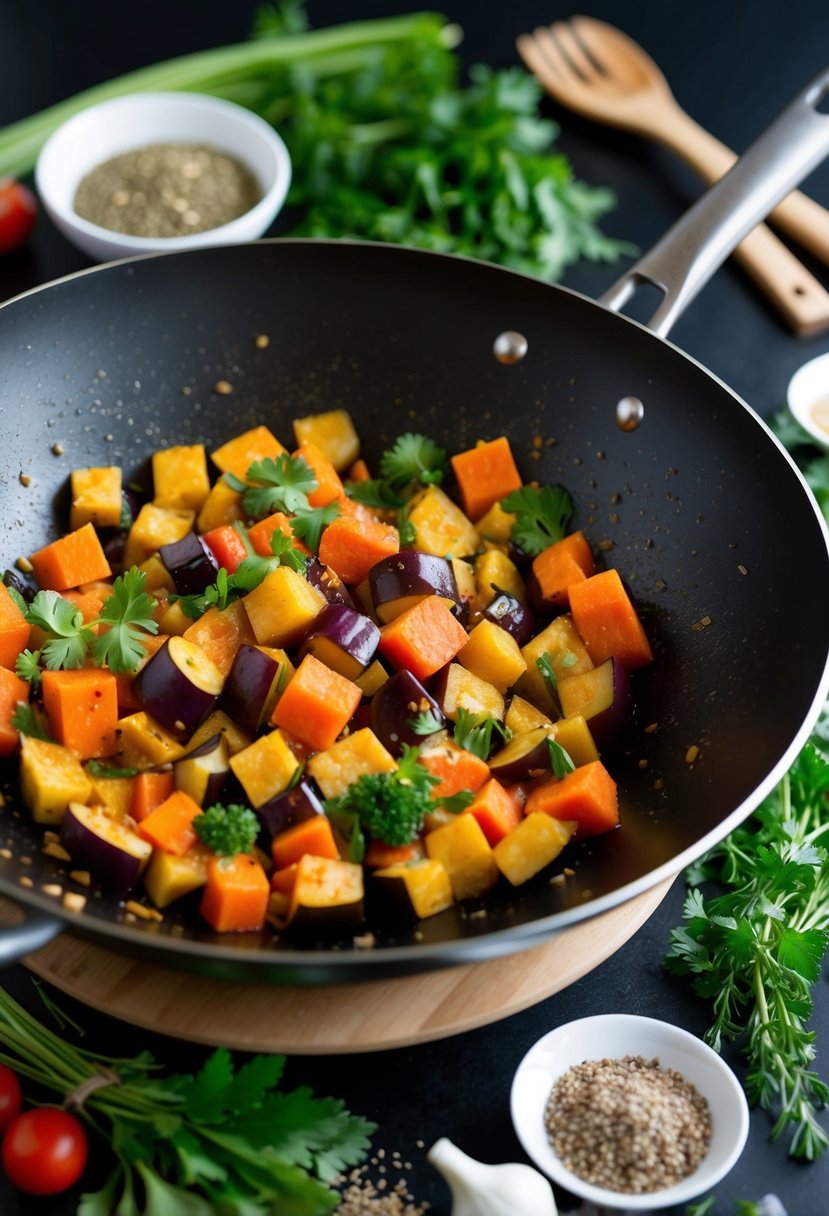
[
  {"x1": 0, "y1": 1066, "x2": 21, "y2": 1133},
  {"x1": 1, "y1": 1107, "x2": 88, "y2": 1196},
  {"x1": 0, "y1": 179, "x2": 37, "y2": 254}
]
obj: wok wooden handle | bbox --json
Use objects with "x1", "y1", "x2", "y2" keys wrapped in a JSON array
[{"x1": 641, "y1": 104, "x2": 829, "y2": 336}]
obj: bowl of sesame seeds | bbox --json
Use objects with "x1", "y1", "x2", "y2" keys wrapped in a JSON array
[
  {"x1": 510, "y1": 1013, "x2": 749, "y2": 1210},
  {"x1": 35, "y1": 92, "x2": 292, "y2": 262}
]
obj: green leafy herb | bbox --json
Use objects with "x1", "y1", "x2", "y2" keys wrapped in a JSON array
[
  {"x1": 175, "y1": 532, "x2": 308, "y2": 620},
  {"x1": 453, "y1": 707, "x2": 511, "y2": 761},
  {"x1": 380, "y1": 432, "x2": 449, "y2": 489},
  {"x1": 291, "y1": 501, "x2": 340, "y2": 553},
  {"x1": 437, "y1": 789, "x2": 475, "y2": 814},
  {"x1": 3, "y1": 583, "x2": 28, "y2": 614},
  {"x1": 243, "y1": 453, "x2": 318, "y2": 518},
  {"x1": 536, "y1": 653, "x2": 563, "y2": 716},
  {"x1": 14, "y1": 648, "x2": 42, "y2": 687},
  {"x1": 665, "y1": 742, "x2": 829, "y2": 1159},
  {"x1": 11, "y1": 702, "x2": 53, "y2": 742},
  {"x1": 90, "y1": 568, "x2": 159, "y2": 674},
  {"x1": 325, "y1": 744, "x2": 439, "y2": 846},
  {"x1": 267, "y1": 528, "x2": 309, "y2": 573},
  {"x1": 406, "y1": 709, "x2": 444, "y2": 736},
  {"x1": 85, "y1": 760, "x2": 141, "y2": 778},
  {"x1": 193, "y1": 803, "x2": 260, "y2": 856},
  {"x1": 398, "y1": 509, "x2": 417, "y2": 548},
  {"x1": 546, "y1": 736, "x2": 576, "y2": 779},
  {"x1": 769, "y1": 408, "x2": 829, "y2": 525},
  {"x1": 346, "y1": 479, "x2": 406, "y2": 510},
  {"x1": 119, "y1": 494, "x2": 134, "y2": 533},
  {"x1": 25, "y1": 591, "x2": 93, "y2": 670},
  {"x1": 0, "y1": 985, "x2": 373, "y2": 1215},
  {"x1": 502, "y1": 484, "x2": 573, "y2": 557}
]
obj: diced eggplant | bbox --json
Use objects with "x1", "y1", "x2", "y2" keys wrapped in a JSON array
[
  {"x1": 489, "y1": 725, "x2": 554, "y2": 782},
  {"x1": 221, "y1": 643, "x2": 285, "y2": 735},
  {"x1": 60, "y1": 801, "x2": 153, "y2": 893},
  {"x1": 175, "y1": 732, "x2": 230, "y2": 806},
  {"x1": 369, "y1": 552, "x2": 459, "y2": 624},
  {"x1": 299, "y1": 603, "x2": 380, "y2": 680},
  {"x1": 371, "y1": 858, "x2": 454, "y2": 921},
  {"x1": 370, "y1": 670, "x2": 444, "y2": 757},
  {"x1": 159, "y1": 532, "x2": 219, "y2": 596},
  {"x1": 133, "y1": 636, "x2": 224, "y2": 740},
  {"x1": 256, "y1": 779, "x2": 325, "y2": 841},
  {"x1": 558, "y1": 657, "x2": 634, "y2": 751},
  {"x1": 279, "y1": 854, "x2": 365, "y2": 934},
  {"x1": 305, "y1": 557, "x2": 356, "y2": 609},
  {"x1": 3, "y1": 568, "x2": 35, "y2": 604},
  {"x1": 483, "y1": 590, "x2": 536, "y2": 647},
  {"x1": 433, "y1": 663, "x2": 505, "y2": 723}
]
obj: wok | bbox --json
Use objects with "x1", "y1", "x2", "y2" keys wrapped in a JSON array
[{"x1": 0, "y1": 73, "x2": 828, "y2": 984}]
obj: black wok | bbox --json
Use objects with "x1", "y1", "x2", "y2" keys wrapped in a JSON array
[{"x1": 0, "y1": 76, "x2": 828, "y2": 984}]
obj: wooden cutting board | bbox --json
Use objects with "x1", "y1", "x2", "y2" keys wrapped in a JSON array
[{"x1": 19, "y1": 878, "x2": 673, "y2": 1054}]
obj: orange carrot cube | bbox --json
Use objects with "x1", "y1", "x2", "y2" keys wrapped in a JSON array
[
  {"x1": 41, "y1": 668, "x2": 118, "y2": 759},
  {"x1": 318, "y1": 517, "x2": 400, "y2": 585},
  {"x1": 466, "y1": 777, "x2": 524, "y2": 845},
  {"x1": 450, "y1": 436, "x2": 522, "y2": 521},
  {"x1": 379, "y1": 595, "x2": 469, "y2": 682},
  {"x1": 131, "y1": 771, "x2": 176, "y2": 824},
  {"x1": 295, "y1": 442, "x2": 345, "y2": 507},
  {"x1": 271, "y1": 815, "x2": 340, "y2": 870},
  {"x1": 0, "y1": 667, "x2": 29, "y2": 757},
  {"x1": 30, "y1": 523, "x2": 112, "y2": 591},
  {"x1": 524, "y1": 760, "x2": 619, "y2": 839},
  {"x1": 199, "y1": 853, "x2": 270, "y2": 932},
  {"x1": 531, "y1": 530, "x2": 595, "y2": 608},
  {"x1": 271, "y1": 653, "x2": 361, "y2": 751},
  {"x1": 138, "y1": 789, "x2": 202, "y2": 855},
  {"x1": 0, "y1": 583, "x2": 30, "y2": 670},
  {"x1": 568, "y1": 568, "x2": 653, "y2": 670}
]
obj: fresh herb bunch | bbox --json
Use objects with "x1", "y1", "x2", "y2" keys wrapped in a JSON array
[
  {"x1": 15, "y1": 569, "x2": 158, "y2": 677},
  {"x1": 665, "y1": 742, "x2": 829, "y2": 1159},
  {"x1": 769, "y1": 409, "x2": 829, "y2": 524},
  {"x1": 0, "y1": 984, "x2": 374, "y2": 1215},
  {"x1": 326, "y1": 745, "x2": 447, "y2": 849},
  {"x1": 194, "y1": 803, "x2": 260, "y2": 856},
  {"x1": 501, "y1": 484, "x2": 573, "y2": 557}
]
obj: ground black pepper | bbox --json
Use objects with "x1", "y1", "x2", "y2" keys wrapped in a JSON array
[{"x1": 74, "y1": 143, "x2": 261, "y2": 237}]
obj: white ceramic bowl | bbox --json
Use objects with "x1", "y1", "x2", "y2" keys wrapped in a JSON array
[
  {"x1": 510, "y1": 1013, "x2": 749, "y2": 1211},
  {"x1": 786, "y1": 350, "x2": 829, "y2": 449},
  {"x1": 35, "y1": 92, "x2": 291, "y2": 262}
]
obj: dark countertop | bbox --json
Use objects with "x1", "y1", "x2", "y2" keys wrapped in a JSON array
[{"x1": 0, "y1": 2, "x2": 828, "y2": 1212}]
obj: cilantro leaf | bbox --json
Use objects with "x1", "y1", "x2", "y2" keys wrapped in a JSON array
[
  {"x1": 86, "y1": 759, "x2": 141, "y2": 778},
  {"x1": 91, "y1": 568, "x2": 159, "y2": 674},
  {"x1": 26, "y1": 591, "x2": 93, "y2": 670},
  {"x1": 501, "y1": 484, "x2": 573, "y2": 556},
  {"x1": 193, "y1": 803, "x2": 259, "y2": 856},
  {"x1": 243, "y1": 453, "x2": 317, "y2": 518},
  {"x1": 290, "y1": 501, "x2": 340, "y2": 554},
  {"x1": 269, "y1": 529, "x2": 309, "y2": 573},
  {"x1": 546, "y1": 736, "x2": 576, "y2": 779},
  {"x1": 380, "y1": 432, "x2": 449, "y2": 488},
  {"x1": 406, "y1": 709, "x2": 444, "y2": 736},
  {"x1": 11, "y1": 702, "x2": 53, "y2": 742},
  {"x1": 437, "y1": 789, "x2": 475, "y2": 814},
  {"x1": 345, "y1": 479, "x2": 405, "y2": 510},
  {"x1": 14, "y1": 648, "x2": 42, "y2": 687},
  {"x1": 453, "y1": 708, "x2": 511, "y2": 761}
]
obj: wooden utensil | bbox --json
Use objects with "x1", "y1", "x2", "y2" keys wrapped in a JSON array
[{"x1": 517, "y1": 16, "x2": 829, "y2": 335}]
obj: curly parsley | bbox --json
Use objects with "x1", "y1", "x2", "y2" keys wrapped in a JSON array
[
  {"x1": 326, "y1": 746, "x2": 440, "y2": 846},
  {"x1": 194, "y1": 803, "x2": 260, "y2": 856}
]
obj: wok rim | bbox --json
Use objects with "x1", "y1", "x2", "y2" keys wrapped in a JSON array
[{"x1": 1, "y1": 236, "x2": 828, "y2": 976}]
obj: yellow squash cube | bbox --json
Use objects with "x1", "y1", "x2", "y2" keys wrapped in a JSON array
[
  {"x1": 307, "y1": 728, "x2": 396, "y2": 800},
  {"x1": 293, "y1": 409, "x2": 359, "y2": 472},
  {"x1": 407, "y1": 486, "x2": 479, "y2": 559},
  {"x1": 196, "y1": 479, "x2": 245, "y2": 532},
  {"x1": 552, "y1": 714, "x2": 600, "y2": 767},
  {"x1": 69, "y1": 466, "x2": 123, "y2": 530},
  {"x1": 517, "y1": 614, "x2": 594, "y2": 713},
  {"x1": 85, "y1": 772, "x2": 135, "y2": 820},
  {"x1": 116, "y1": 712, "x2": 185, "y2": 768},
  {"x1": 458, "y1": 619, "x2": 527, "y2": 694},
  {"x1": 475, "y1": 500, "x2": 516, "y2": 546},
  {"x1": 152, "y1": 444, "x2": 210, "y2": 512},
  {"x1": 437, "y1": 663, "x2": 504, "y2": 722},
  {"x1": 493, "y1": 813, "x2": 575, "y2": 886},
  {"x1": 472, "y1": 550, "x2": 526, "y2": 611},
  {"x1": 229, "y1": 728, "x2": 299, "y2": 807},
  {"x1": 425, "y1": 814, "x2": 499, "y2": 901},
  {"x1": 211, "y1": 425, "x2": 287, "y2": 480},
  {"x1": 187, "y1": 710, "x2": 253, "y2": 757},
  {"x1": 144, "y1": 848, "x2": 210, "y2": 908},
  {"x1": 20, "y1": 736, "x2": 93, "y2": 826},
  {"x1": 504, "y1": 695, "x2": 554, "y2": 736},
  {"x1": 243, "y1": 567, "x2": 325, "y2": 647},
  {"x1": 123, "y1": 505, "x2": 195, "y2": 569}
]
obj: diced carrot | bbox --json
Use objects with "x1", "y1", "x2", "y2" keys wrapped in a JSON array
[
  {"x1": 338, "y1": 497, "x2": 383, "y2": 525},
  {"x1": 0, "y1": 667, "x2": 28, "y2": 757},
  {"x1": 0, "y1": 583, "x2": 30, "y2": 670},
  {"x1": 450, "y1": 436, "x2": 522, "y2": 521},
  {"x1": 138, "y1": 789, "x2": 202, "y2": 855},
  {"x1": 271, "y1": 814, "x2": 340, "y2": 870},
  {"x1": 349, "y1": 459, "x2": 371, "y2": 482},
  {"x1": 63, "y1": 582, "x2": 109, "y2": 625},
  {"x1": 295, "y1": 442, "x2": 345, "y2": 507},
  {"x1": 271, "y1": 653, "x2": 361, "y2": 751},
  {"x1": 363, "y1": 840, "x2": 423, "y2": 868},
  {"x1": 30, "y1": 523, "x2": 112, "y2": 591},
  {"x1": 531, "y1": 531, "x2": 595, "y2": 608},
  {"x1": 247, "y1": 512, "x2": 293, "y2": 557},
  {"x1": 131, "y1": 771, "x2": 176, "y2": 823},
  {"x1": 417, "y1": 738, "x2": 490, "y2": 800},
  {"x1": 379, "y1": 595, "x2": 469, "y2": 683},
  {"x1": 270, "y1": 862, "x2": 298, "y2": 894},
  {"x1": 318, "y1": 517, "x2": 399, "y2": 585},
  {"x1": 202, "y1": 524, "x2": 249, "y2": 574},
  {"x1": 568, "y1": 568, "x2": 653, "y2": 670},
  {"x1": 466, "y1": 777, "x2": 524, "y2": 845},
  {"x1": 41, "y1": 668, "x2": 118, "y2": 759},
  {"x1": 182, "y1": 600, "x2": 255, "y2": 678},
  {"x1": 199, "y1": 853, "x2": 270, "y2": 933},
  {"x1": 524, "y1": 760, "x2": 619, "y2": 839}
]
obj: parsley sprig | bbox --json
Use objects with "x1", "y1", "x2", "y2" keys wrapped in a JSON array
[
  {"x1": 665, "y1": 742, "x2": 829, "y2": 1159},
  {"x1": 0, "y1": 985, "x2": 374, "y2": 1215},
  {"x1": 227, "y1": 452, "x2": 318, "y2": 517},
  {"x1": 175, "y1": 529, "x2": 308, "y2": 620},
  {"x1": 327, "y1": 745, "x2": 453, "y2": 848},
  {"x1": 194, "y1": 803, "x2": 260, "y2": 856},
  {"x1": 453, "y1": 708, "x2": 511, "y2": 761},
  {"x1": 501, "y1": 484, "x2": 573, "y2": 557},
  {"x1": 347, "y1": 432, "x2": 448, "y2": 512},
  {"x1": 21, "y1": 569, "x2": 158, "y2": 676}
]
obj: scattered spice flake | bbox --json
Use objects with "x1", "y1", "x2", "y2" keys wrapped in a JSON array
[
  {"x1": 19, "y1": 856, "x2": 32, "y2": 866},
  {"x1": 531, "y1": 435, "x2": 543, "y2": 449},
  {"x1": 0, "y1": 848, "x2": 11, "y2": 861},
  {"x1": 124, "y1": 900, "x2": 163, "y2": 923},
  {"x1": 255, "y1": 334, "x2": 270, "y2": 349},
  {"x1": 737, "y1": 564, "x2": 749, "y2": 576},
  {"x1": 691, "y1": 615, "x2": 712, "y2": 632},
  {"x1": 18, "y1": 472, "x2": 32, "y2": 487},
  {"x1": 18, "y1": 876, "x2": 33, "y2": 889},
  {"x1": 638, "y1": 759, "x2": 649, "y2": 769},
  {"x1": 181, "y1": 385, "x2": 192, "y2": 396},
  {"x1": 63, "y1": 892, "x2": 87, "y2": 913},
  {"x1": 598, "y1": 538, "x2": 615, "y2": 551},
  {"x1": 51, "y1": 442, "x2": 64, "y2": 456},
  {"x1": 644, "y1": 722, "x2": 658, "y2": 734},
  {"x1": 42, "y1": 842, "x2": 72, "y2": 862},
  {"x1": 352, "y1": 931, "x2": 376, "y2": 950},
  {"x1": 654, "y1": 778, "x2": 665, "y2": 791},
  {"x1": 685, "y1": 745, "x2": 700, "y2": 765},
  {"x1": 214, "y1": 379, "x2": 234, "y2": 395},
  {"x1": 530, "y1": 450, "x2": 542, "y2": 461}
]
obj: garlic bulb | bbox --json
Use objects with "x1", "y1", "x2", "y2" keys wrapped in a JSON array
[{"x1": 427, "y1": 1137, "x2": 557, "y2": 1216}]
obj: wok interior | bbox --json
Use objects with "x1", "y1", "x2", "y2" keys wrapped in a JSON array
[{"x1": 0, "y1": 241, "x2": 826, "y2": 975}]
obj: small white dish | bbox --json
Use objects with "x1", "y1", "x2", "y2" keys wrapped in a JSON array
[
  {"x1": 35, "y1": 92, "x2": 291, "y2": 262},
  {"x1": 510, "y1": 1013, "x2": 749, "y2": 1211},
  {"x1": 786, "y1": 351, "x2": 829, "y2": 449}
]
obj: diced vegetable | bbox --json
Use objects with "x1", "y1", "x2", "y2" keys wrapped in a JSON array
[
  {"x1": 229, "y1": 728, "x2": 299, "y2": 808},
  {"x1": 276, "y1": 854, "x2": 364, "y2": 933},
  {"x1": 271, "y1": 653, "x2": 361, "y2": 751},
  {"x1": 20, "y1": 736, "x2": 93, "y2": 825},
  {"x1": 0, "y1": 584, "x2": 30, "y2": 670},
  {"x1": 369, "y1": 669, "x2": 444, "y2": 757},
  {"x1": 220, "y1": 643, "x2": 289, "y2": 734},
  {"x1": 30, "y1": 523, "x2": 112, "y2": 591},
  {"x1": 293, "y1": 409, "x2": 359, "y2": 471},
  {"x1": 115, "y1": 711, "x2": 186, "y2": 768},
  {"x1": 434, "y1": 663, "x2": 505, "y2": 723},
  {"x1": 525, "y1": 760, "x2": 619, "y2": 839},
  {"x1": 69, "y1": 466, "x2": 123, "y2": 531},
  {"x1": 295, "y1": 441, "x2": 345, "y2": 508},
  {"x1": 182, "y1": 600, "x2": 256, "y2": 679},
  {"x1": 174, "y1": 732, "x2": 230, "y2": 806},
  {"x1": 407, "y1": 485, "x2": 479, "y2": 558},
  {"x1": 152, "y1": 444, "x2": 210, "y2": 512},
  {"x1": 493, "y1": 813, "x2": 575, "y2": 885},
  {"x1": 482, "y1": 589, "x2": 535, "y2": 647},
  {"x1": 551, "y1": 714, "x2": 600, "y2": 767},
  {"x1": 199, "y1": 853, "x2": 270, "y2": 933},
  {"x1": 210, "y1": 425, "x2": 286, "y2": 479},
  {"x1": 488, "y1": 725, "x2": 553, "y2": 783},
  {"x1": 369, "y1": 551, "x2": 458, "y2": 624},
  {"x1": 0, "y1": 667, "x2": 28, "y2": 756},
  {"x1": 557, "y1": 657, "x2": 634, "y2": 751},
  {"x1": 425, "y1": 813, "x2": 499, "y2": 901},
  {"x1": 159, "y1": 533, "x2": 218, "y2": 596},
  {"x1": 458, "y1": 619, "x2": 527, "y2": 693},
  {"x1": 133, "y1": 636, "x2": 224, "y2": 739},
  {"x1": 472, "y1": 549, "x2": 526, "y2": 612},
  {"x1": 201, "y1": 524, "x2": 249, "y2": 574},
  {"x1": 196, "y1": 480, "x2": 245, "y2": 533},
  {"x1": 41, "y1": 669, "x2": 119, "y2": 759},
  {"x1": 372, "y1": 858, "x2": 453, "y2": 920},
  {"x1": 138, "y1": 789, "x2": 202, "y2": 856},
  {"x1": 123, "y1": 505, "x2": 195, "y2": 569},
  {"x1": 516, "y1": 614, "x2": 594, "y2": 713},
  {"x1": 417, "y1": 737, "x2": 490, "y2": 800},
  {"x1": 531, "y1": 530, "x2": 595, "y2": 608},
  {"x1": 304, "y1": 557, "x2": 357, "y2": 609},
  {"x1": 271, "y1": 814, "x2": 340, "y2": 870},
  {"x1": 60, "y1": 802, "x2": 152, "y2": 892},
  {"x1": 131, "y1": 771, "x2": 175, "y2": 823},
  {"x1": 86, "y1": 772, "x2": 135, "y2": 820},
  {"x1": 143, "y1": 847, "x2": 210, "y2": 908},
  {"x1": 568, "y1": 568, "x2": 654, "y2": 670},
  {"x1": 256, "y1": 780, "x2": 324, "y2": 842},
  {"x1": 318, "y1": 517, "x2": 399, "y2": 586},
  {"x1": 243, "y1": 566, "x2": 325, "y2": 647},
  {"x1": 379, "y1": 595, "x2": 468, "y2": 682},
  {"x1": 465, "y1": 777, "x2": 524, "y2": 845},
  {"x1": 504, "y1": 695, "x2": 553, "y2": 736},
  {"x1": 306, "y1": 727, "x2": 396, "y2": 800},
  {"x1": 299, "y1": 604, "x2": 380, "y2": 679},
  {"x1": 450, "y1": 436, "x2": 522, "y2": 521}
]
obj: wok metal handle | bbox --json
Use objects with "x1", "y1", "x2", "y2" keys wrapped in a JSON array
[
  {"x1": 600, "y1": 67, "x2": 829, "y2": 337},
  {"x1": 0, "y1": 901, "x2": 62, "y2": 967}
]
